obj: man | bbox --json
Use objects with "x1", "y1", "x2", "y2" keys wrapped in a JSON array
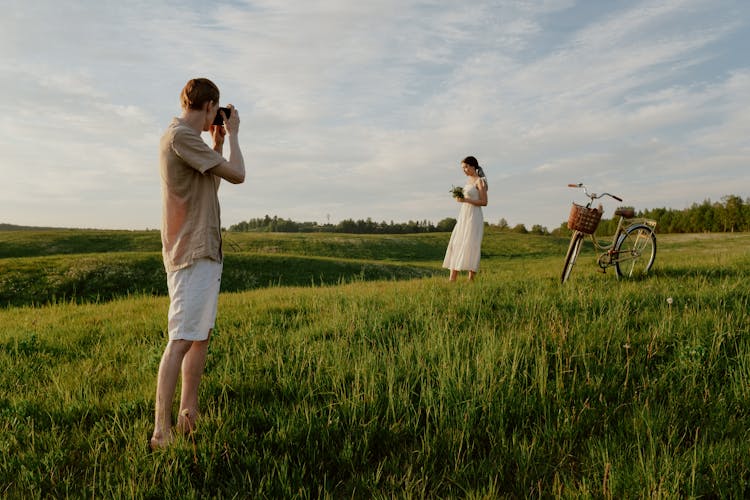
[{"x1": 151, "y1": 78, "x2": 245, "y2": 449}]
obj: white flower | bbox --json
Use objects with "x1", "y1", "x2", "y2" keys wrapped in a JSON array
[{"x1": 667, "y1": 297, "x2": 673, "y2": 305}]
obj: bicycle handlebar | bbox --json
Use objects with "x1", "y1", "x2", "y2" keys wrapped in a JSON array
[{"x1": 568, "y1": 183, "x2": 623, "y2": 202}]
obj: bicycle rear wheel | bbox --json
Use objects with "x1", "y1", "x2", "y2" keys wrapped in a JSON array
[
  {"x1": 561, "y1": 231, "x2": 584, "y2": 283},
  {"x1": 614, "y1": 224, "x2": 656, "y2": 278}
]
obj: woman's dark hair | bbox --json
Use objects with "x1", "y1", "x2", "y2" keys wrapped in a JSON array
[
  {"x1": 462, "y1": 155, "x2": 486, "y2": 178},
  {"x1": 462, "y1": 156, "x2": 479, "y2": 168}
]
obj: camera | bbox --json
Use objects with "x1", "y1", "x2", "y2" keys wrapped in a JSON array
[{"x1": 213, "y1": 107, "x2": 231, "y2": 126}]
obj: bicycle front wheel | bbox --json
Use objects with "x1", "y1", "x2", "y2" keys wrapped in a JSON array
[
  {"x1": 614, "y1": 224, "x2": 656, "y2": 278},
  {"x1": 561, "y1": 231, "x2": 584, "y2": 283}
]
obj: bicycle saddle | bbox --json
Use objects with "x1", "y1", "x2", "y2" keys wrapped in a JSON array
[{"x1": 614, "y1": 208, "x2": 635, "y2": 218}]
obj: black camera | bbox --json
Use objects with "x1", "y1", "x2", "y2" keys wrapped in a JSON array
[{"x1": 213, "y1": 107, "x2": 231, "y2": 126}]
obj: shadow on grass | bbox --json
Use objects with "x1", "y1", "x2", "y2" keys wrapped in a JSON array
[
  {"x1": 0, "y1": 253, "x2": 438, "y2": 308},
  {"x1": 650, "y1": 266, "x2": 747, "y2": 280}
]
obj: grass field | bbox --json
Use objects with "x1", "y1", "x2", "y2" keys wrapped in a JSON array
[{"x1": 1, "y1": 229, "x2": 748, "y2": 497}]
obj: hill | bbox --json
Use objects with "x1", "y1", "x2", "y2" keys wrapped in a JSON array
[
  {"x1": 0, "y1": 223, "x2": 60, "y2": 231},
  {"x1": 0, "y1": 228, "x2": 569, "y2": 307}
]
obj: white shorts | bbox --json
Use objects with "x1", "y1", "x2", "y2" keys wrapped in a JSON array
[{"x1": 166, "y1": 258, "x2": 223, "y2": 341}]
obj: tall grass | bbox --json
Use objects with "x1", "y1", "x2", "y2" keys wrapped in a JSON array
[{"x1": 0, "y1": 232, "x2": 748, "y2": 497}]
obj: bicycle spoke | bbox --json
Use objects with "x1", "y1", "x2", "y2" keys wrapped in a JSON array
[
  {"x1": 632, "y1": 230, "x2": 649, "y2": 253},
  {"x1": 623, "y1": 257, "x2": 638, "y2": 277},
  {"x1": 615, "y1": 225, "x2": 656, "y2": 279}
]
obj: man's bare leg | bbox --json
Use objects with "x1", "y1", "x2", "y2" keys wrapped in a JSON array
[
  {"x1": 176, "y1": 330, "x2": 211, "y2": 435},
  {"x1": 151, "y1": 339, "x2": 193, "y2": 449}
]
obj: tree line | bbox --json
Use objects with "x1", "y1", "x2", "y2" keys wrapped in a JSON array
[
  {"x1": 644, "y1": 195, "x2": 749, "y2": 233},
  {"x1": 229, "y1": 216, "x2": 457, "y2": 234},
  {"x1": 228, "y1": 195, "x2": 749, "y2": 235}
]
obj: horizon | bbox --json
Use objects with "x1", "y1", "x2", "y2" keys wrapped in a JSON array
[
  {"x1": 1, "y1": 189, "x2": 745, "y2": 233},
  {"x1": 1, "y1": 0, "x2": 748, "y2": 231}
]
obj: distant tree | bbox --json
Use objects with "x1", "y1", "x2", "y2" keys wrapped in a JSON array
[
  {"x1": 497, "y1": 218, "x2": 509, "y2": 230},
  {"x1": 275, "y1": 218, "x2": 299, "y2": 232},
  {"x1": 436, "y1": 218, "x2": 457, "y2": 232},
  {"x1": 530, "y1": 224, "x2": 548, "y2": 235},
  {"x1": 690, "y1": 200, "x2": 715, "y2": 233},
  {"x1": 337, "y1": 219, "x2": 358, "y2": 233},
  {"x1": 551, "y1": 222, "x2": 572, "y2": 237},
  {"x1": 511, "y1": 223, "x2": 528, "y2": 234},
  {"x1": 722, "y1": 195, "x2": 744, "y2": 232}
]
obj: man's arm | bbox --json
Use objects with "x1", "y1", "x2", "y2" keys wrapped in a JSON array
[
  {"x1": 208, "y1": 105, "x2": 245, "y2": 184},
  {"x1": 210, "y1": 136, "x2": 245, "y2": 184}
]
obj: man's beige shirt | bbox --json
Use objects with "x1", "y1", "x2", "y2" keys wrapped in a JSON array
[{"x1": 160, "y1": 117, "x2": 224, "y2": 272}]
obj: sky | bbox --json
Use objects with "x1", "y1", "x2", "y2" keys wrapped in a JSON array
[{"x1": 1, "y1": 0, "x2": 748, "y2": 231}]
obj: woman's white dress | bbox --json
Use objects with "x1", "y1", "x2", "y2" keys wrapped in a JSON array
[{"x1": 443, "y1": 180, "x2": 484, "y2": 271}]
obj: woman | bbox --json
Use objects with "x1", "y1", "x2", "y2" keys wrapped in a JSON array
[{"x1": 443, "y1": 156, "x2": 488, "y2": 281}]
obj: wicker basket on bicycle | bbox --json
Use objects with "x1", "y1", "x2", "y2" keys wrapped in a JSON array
[{"x1": 567, "y1": 203, "x2": 602, "y2": 234}]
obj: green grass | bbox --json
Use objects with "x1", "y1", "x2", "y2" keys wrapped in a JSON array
[
  {"x1": 0, "y1": 230, "x2": 749, "y2": 497},
  {"x1": 0, "y1": 229, "x2": 562, "y2": 307},
  {"x1": 0, "y1": 229, "x2": 163, "y2": 258},
  {"x1": 0, "y1": 252, "x2": 436, "y2": 307},
  {"x1": 0, "y1": 227, "x2": 564, "y2": 261}
]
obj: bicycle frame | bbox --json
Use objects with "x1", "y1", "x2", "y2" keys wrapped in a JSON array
[
  {"x1": 562, "y1": 183, "x2": 657, "y2": 281},
  {"x1": 589, "y1": 215, "x2": 657, "y2": 270}
]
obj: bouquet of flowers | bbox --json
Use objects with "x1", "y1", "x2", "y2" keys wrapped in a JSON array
[{"x1": 450, "y1": 186, "x2": 465, "y2": 199}]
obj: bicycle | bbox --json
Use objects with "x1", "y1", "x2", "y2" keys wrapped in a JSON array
[{"x1": 561, "y1": 183, "x2": 657, "y2": 283}]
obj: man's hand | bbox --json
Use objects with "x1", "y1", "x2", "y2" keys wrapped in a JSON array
[
  {"x1": 208, "y1": 103, "x2": 245, "y2": 184},
  {"x1": 210, "y1": 122, "x2": 226, "y2": 151},
  {"x1": 223, "y1": 104, "x2": 240, "y2": 136}
]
